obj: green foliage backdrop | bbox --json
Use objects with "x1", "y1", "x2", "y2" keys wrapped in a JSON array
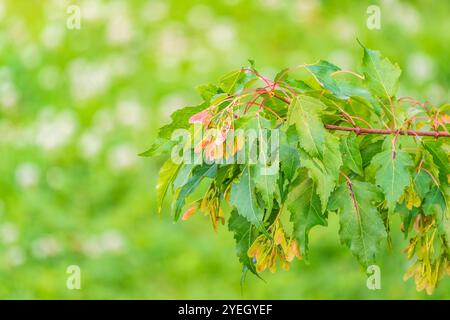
[{"x1": 0, "y1": 0, "x2": 448, "y2": 299}]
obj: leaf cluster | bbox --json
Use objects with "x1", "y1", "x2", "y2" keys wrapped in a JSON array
[{"x1": 144, "y1": 44, "x2": 450, "y2": 294}]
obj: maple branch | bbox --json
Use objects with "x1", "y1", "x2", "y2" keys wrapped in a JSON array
[
  {"x1": 324, "y1": 124, "x2": 450, "y2": 138},
  {"x1": 261, "y1": 88, "x2": 449, "y2": 138}
]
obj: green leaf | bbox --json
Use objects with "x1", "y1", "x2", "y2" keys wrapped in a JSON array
[
  {"x1": 306, "y1": 60, "x2": 343, "y2": 98},
  {"x1": 280, "y1": 145, "x2": 300, "y2": 182},
  {"x1": 219, "y1": 68, "x2": 256, "y2": 94},
  {"x1": 156, "y1": 159, "x2": 181, "y2": 214},
  {"x1": 329, "y1": 180, "x2": 386, "y2": 267},
  {"x1": 288, "y1": 96, "x2": 327, "y2": 158},
  {"x1": 339, "y1": 85, "x2": 382, "y2": 116},
  {"x1": 288, "y1": 178, "x2": 327, "y2": 258},
  {"x1": 360, "y1": 136, "x2": 383, "y2": 168},
  {"x1": 423, "y1": 187, "x2": 446, "y2": 221},
  {"x1": 423, "y1": 140, "x2": 450, "y2": 185},
  {"x1": 230, "y1": 166, "x2": 270, "y2": 237},
  {"x1": 371, "y1": 147, "x2": 413, "y2": 212},
  {"x1": 263, "y1": 95, "x2": 289, "y2": 119},
  {"x1": 255, "y1": 118, "x2": 280, "y2": 211},
  {"x1": 413, "y1": 170, "x2": 432, "y2": 200},
  {"x1": 228, "y1": 209, "x2": 259, "y2": 276},
  {"x1": 220, "y1": 70, "x2": 242, "y2": 93},
  {"x1": 285, "y1": 79, "x2": 313, "y2": 92},
  {"x1": 210, "y1": 93, "x2": 229, "y2": 105},
  {"x1": 174, "y1": 164, "x2": 218, "y2": 221},
  {"x1": 361, "y1": 46, "x2": 401, "y2": 98},
  {"x1": 158, "y1": 103, "x2": 207, "y2": 140},
  {"x1": 307, "y1": 59, "x2": 382, "y2": 115},
  {"x1": 299, "y1": 133, "x2": 342, "y2": 211},
  {"x1": 139, "y1": 138, "x2": 177, "y2": 157},
  {"x1": 396, "y1": 202, "x2": 419, "y2": 239},
  {"x1": 196, "y1": 83, "x2": 220, "y2": 102},
  {"x1": 340, "y1": 133, "x2": 363, "y2": 176},
  {"x1": 274, "y1": 68, "x2": 289, "y2": 82},
  {"x1": 173, "y1": 164, "x2": 195, "y2": 189},
  {"x1": 253, "y1": 164, "x2": 279, "y2": 215},
  {"x1": 279, "y1": 125, "x2": 300, "y2": 181}
]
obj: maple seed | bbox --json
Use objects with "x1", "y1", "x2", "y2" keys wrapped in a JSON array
[
  {"x1": 248, "y1": 223, "x2": 301, "y2": 273},
  {"x1": 182, "y1": 205, "x2": 197, "y2": 221},
  {"x1": 189, "y1": 110, "x2": 211, "y2": 127}
]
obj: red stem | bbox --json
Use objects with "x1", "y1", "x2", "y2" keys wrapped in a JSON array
[{"x1": 325, "y1": 124, "x2": 450, "y2": 138}]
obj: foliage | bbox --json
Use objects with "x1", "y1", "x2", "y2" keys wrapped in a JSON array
[{"x1": 147, "y1": 45, "x2": 450, "y2": 294}]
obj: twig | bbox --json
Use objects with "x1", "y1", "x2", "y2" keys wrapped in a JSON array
[{"x1": 324, "y1": 124, "x2": 450, "y2": 138}]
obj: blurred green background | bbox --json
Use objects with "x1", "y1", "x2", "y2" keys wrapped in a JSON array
[{"x1": 0, "y1": 0, "x2": 449, "y2": 299}]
